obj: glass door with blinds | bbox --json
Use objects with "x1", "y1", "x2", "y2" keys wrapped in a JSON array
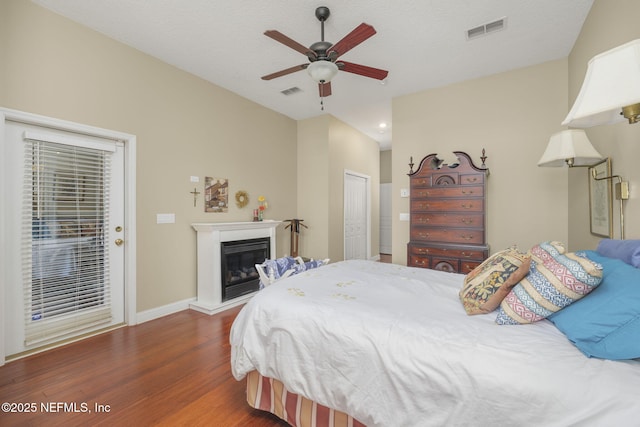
[{"x1": 3, "y1": 120, "x2": 125, "y2": 356}]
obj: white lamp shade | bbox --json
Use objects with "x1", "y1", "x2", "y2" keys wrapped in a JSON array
[
  {"x1": 538, "y1": 129, "x2": 603, "y2": 167},
  {"x1": 562, "y1": 39, "x2": 640, "y2": 128},
  {"x1": 307, "y1": 60, "x2": 339, "y2": 83}
]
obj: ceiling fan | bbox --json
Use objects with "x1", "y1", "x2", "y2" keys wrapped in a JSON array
[{"x1": 261, "y1": 6, "x2": 388, "y2": 102}]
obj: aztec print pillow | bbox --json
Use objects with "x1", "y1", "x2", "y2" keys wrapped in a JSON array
[
  {"x1": 459, "y1": 247, "x2": 531, "y2": 315},
  {"x1": 496, "y1": 241, "x2": 603, "y2": 325}
]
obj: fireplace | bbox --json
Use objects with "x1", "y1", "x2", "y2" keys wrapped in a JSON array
[
  {"x1": 220, "y1": 237, "x2": 270, "y2": 302},
  {"x1": 191, "y1": 221, "x2": 281, "y2": 315}
]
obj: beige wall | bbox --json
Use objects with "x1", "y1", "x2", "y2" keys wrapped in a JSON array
[
  {"x1": 380, "y1": 150, "x2": 392, "y2": 184},
  {"x1": 298, "y1": 115, "x2": 380, "y2": 262},
  {"x1": 1, "y1": 0, "x2": 298, "y2": 312},
  {"x1": 392, "y1": 60, "x2": 569, "y2": 264},
  {"x1": 567, "y1": 0, "x2": 640, "y2": 250},
  {"x1": 297, "y1": 116, "x2": 331, "y2": 260},
  {"x1": 328, "y1": 117, "x2": 380, "y2": 261}
]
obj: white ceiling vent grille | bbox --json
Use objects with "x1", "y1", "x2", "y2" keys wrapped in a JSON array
[
  {"x1": 466, "y1": 17, "x2": 507, "y2": 40},
  {"x1": 280, "y1": 87, "x2": 303, "y2": 96}
]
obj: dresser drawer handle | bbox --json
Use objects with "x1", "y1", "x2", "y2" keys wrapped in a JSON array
[
  {"x1": 461, "y1": 218, "x2": 473, "y2": 224},
  {"x1": 417, "y1": 248, "x2": 430, "y2": 254},
  {"x1": 420, "y1": 203, "x2": 430, "y2": 209},
  {"x1": 461, "y1": 252, "x2": 473, "y2": 258},
  {"x1": 466, "y1": 177, "x2": 478, "y2": 183},
  {"x1": 418, "y1": 217, "x2": 430, "y2": 223},
  {"x1": 414, "y1": 259, "x2": 426, "y2": 266},
  {"x1": 461, "y1": 189, "x2": 474, "y2": 195},
  {"x1": 418, "y1": 232, "x2": 430, "y2": 238},
  {"x1": 460, "y1": 235, "x2": 474, "y2": 240},
  {"x1": 461, "y1": 203, "x2": 474, "y2": 209}
]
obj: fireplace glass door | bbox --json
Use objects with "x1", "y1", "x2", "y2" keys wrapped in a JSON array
[{"x1": 220, "y1": 237, "x2": 270, "y2": 301}]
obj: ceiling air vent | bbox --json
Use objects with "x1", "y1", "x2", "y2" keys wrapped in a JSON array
[
  {"x1": 466, "y1": 17, "x2": 507, "y2": 40},
  {"x1": 280, "y1": 87, "x2": 302, "y2": 96}
]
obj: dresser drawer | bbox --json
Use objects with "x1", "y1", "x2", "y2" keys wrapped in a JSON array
[
  {"x1": 408, "y1": 254, "x2": 431, "y2": 269},
  {"x1": 411, "y1": 186, "x2": 484, "y2": 199},
  {"x1": 411, "y1": 228, "x2": 484, "y2": 244},
  {"x1": 412, "y1": 212, "x2": 483, "y2": 228},
  {"x1": 432, "y1": 258, "x2": 459, "y2": 273},
  {"x1": 460, "y1": 260, "x2": 483, "y2": 274},
  {"x1": 461, "y1": 174, "x2": 484, "y2": 185},
  {"x1": 410, "y1": 199, "x2": 484, "y2": 212},
  {"x1": 409, "y1": 244, "x2": 486, "y2": 260}
]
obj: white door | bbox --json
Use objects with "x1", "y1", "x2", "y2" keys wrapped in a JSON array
[
  {"x1": 380, "y1": 183, "x2": 392, "y2": 254},
  {"x1": 3, "y1": 119, "x2": 125, "y2": 357},
  {"x1": 344, "y1": 171, "x2": 370, "y2": 260}
]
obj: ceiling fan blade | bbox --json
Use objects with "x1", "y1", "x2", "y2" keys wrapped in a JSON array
[
  {"x1": 264, "y1": 30, "x2": 316, "y2": 59},
  {"x1": 261, "y1": 64, "x2": 307, "y2": 80},
  {"x1": 328, "y1": 23, "x2": 376, "y2": 59},
  {"x1": 318, "y1": 82, "x2": 332, "y2": 97},
  {"x1": 339, "y1": 61, "x2": 388, "y2": 80}
]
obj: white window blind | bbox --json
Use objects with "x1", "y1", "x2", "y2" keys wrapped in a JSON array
[{"x1": 23, "y1": 134, "x2": 112, "y2": 346}]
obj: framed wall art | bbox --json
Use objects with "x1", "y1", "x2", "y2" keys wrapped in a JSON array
[
  {"x1": 588, "y1": 158, "x2": 613, "y2": 238},
  {"x1": 204, "y1": 177, "x2": 229, "y2": 213}
]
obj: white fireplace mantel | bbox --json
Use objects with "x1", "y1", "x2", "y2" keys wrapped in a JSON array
[{"x1": 190, "y1": 220, "x2": 281, "y2": 315}]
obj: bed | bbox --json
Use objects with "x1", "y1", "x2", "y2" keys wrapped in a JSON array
[{"x1": 230, "y1": 245, "x2": 640, "y2": 426}]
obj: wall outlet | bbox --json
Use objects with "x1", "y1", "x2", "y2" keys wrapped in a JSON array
[
  {"x1": 190, "y1": 176, "x2": 200, "y2": 183},
  {"x1": 399, "y1": 213, "x2": 410, "y2": 221}
]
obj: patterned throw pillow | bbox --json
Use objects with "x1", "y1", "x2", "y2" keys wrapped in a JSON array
[
  {"x1": 459, "y1": 247, "x2": 531, "y2": 315},
  {"x1": 496, "y1": 241, "x2": 603, "y2": 325}
]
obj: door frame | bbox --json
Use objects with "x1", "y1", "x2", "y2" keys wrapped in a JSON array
[
  {"x1": 0, "y1": 107, "x2": 137, "y2": 366},
  {"x1": 343, "y1": 169, "x2": 371, "y2": 260}
]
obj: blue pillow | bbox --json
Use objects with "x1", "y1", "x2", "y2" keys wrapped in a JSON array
[
  {"x1": 596, "y1": 239, "x2": 640, "y2": 268},
  {"x1": 548, "y1": 250, "x2": 640, "y2": 360}
]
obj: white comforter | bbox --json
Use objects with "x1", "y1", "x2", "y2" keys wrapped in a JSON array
[{"x1": 230, "y1": 260, "x2": 640, "y2": 427}]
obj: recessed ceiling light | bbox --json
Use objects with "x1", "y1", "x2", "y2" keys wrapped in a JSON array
[{"x1": 379, "y1": 122, "x2": 387, "y2": 129}]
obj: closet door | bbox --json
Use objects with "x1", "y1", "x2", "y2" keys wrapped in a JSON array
[
  {"x1": 344, "y1": 171, "x2": 370, "y2": 260},
  {"x1": 3, "y1": 121, "x2": 125, "y2": 356}
]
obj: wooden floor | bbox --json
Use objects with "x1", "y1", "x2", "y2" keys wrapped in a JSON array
[{"x1": 0, "y1": 306, "x2": 288, "y2": 427}]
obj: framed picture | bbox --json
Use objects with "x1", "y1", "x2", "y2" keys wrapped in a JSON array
[
  {"x1": 204, "y1": 177, "x2": 229, "y2": 213},
  {"x1": 588, "y1": 158, "x2": 613, "y2": 238}
]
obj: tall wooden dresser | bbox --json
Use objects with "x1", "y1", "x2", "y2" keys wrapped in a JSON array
[{"x1": 407, "y1": 151, "x2": 489, "y2": 273}]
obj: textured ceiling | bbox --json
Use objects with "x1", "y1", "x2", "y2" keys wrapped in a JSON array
[{"x1": 31, "y1": 0, "x2": 594, "y2": 150}]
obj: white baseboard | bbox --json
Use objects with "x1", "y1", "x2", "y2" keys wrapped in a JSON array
[{"x1": 136, "y1": 297, "x2": 196, "y2": 324}]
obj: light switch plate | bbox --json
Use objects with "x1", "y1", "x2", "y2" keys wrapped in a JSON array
[
  {"x1": 400, "y1": 188, "x2": 409, "y2": 198},
  {"x1": 399, "y1": 213, "x2": 410, "y2": 221},
  {"x1": 157, "y1": 213, "x2": 175, "y2": 224},
  {"x1": 190, "y1": 176, "x2": 200, "y2": 183}
]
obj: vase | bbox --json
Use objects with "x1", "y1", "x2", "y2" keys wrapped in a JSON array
[{"x1": 258, "y1": 210, "x2": 263, "y2": 221}]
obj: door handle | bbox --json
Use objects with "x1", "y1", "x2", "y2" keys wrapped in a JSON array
[{"x1": 115, "y1": 238, "x2": 124, "y2": 246}]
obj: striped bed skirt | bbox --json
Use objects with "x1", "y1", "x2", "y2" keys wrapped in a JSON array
[{"x1": 246, "y1": 370, "x2": 366, "y2": 427}]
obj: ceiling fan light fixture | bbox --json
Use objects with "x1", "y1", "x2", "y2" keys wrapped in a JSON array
[{"x1": 307, "y1": 60, "x2": 339, "y2": 83}]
